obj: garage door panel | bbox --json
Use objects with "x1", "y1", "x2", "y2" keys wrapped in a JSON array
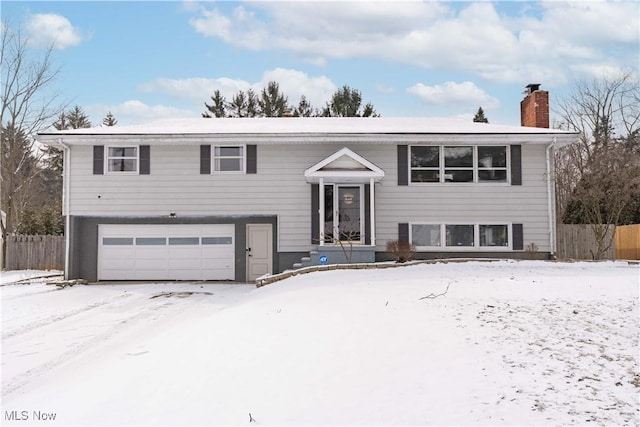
[
  {"x1": 168, "y1": 247, "x2": 201, "y2": 259},
  {"x1": 99, "y1": 224, "x2": 235, "y2": 281},
  {"x1": 105, "y1": 258, "x2": 135, "y2": 270},
  {"x1": 135, "y1": 247, "x2": 169, "y2": 258},
  {"x1": 135, "y1": 269, "x2": 169, "y2": 281},
  {"x1": 136, "y1": 258, "x2": 169, "y2": 270},
  {"x1": 168, "y1": 258, "x2": 202, "y2": 269},
  {"x1": 100, "y1": 268, "x2": 134, "y2": 281},
  {"x1": 167, "y1": 269, "x2": 202, "y2": 280},
  {"x1": 202, "y1": 246, "x2": 234, "y2": 257}
]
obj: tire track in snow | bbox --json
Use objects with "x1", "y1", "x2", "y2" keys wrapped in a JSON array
[
  {"x1": 1, "y1": 292, "x2": 134, "y2": 340},
  {"x1": 1, "y1": 295, "x2": 190, "y2": 398},
  {"x1": 2, "y1": 287, "x2": 60, "y2": 300}
]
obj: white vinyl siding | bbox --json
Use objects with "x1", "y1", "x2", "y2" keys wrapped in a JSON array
[{"x1": 68, "y1": 142, "x2": 552, "y2": 253}]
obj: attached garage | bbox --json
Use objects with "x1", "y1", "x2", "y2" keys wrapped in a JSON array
[{"x1": 98, "y1": 224, "x2": 235, "y2": 281}]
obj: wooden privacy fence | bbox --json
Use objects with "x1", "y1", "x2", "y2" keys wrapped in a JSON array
[
  {"x1": 5, "y1": 235, "x2": 65, "y2": 271},
  {"x1": 556, "y1": 224, "x2": 615, "y2": 260},
  {"x1": 615, "y1": 224, "x2": 640, "y2": 260}
]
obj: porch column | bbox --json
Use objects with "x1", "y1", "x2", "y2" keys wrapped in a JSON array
[
  {"x1": 369, "y1": 177, "x2": 375, "y2": 247},
  {"x1": 319, "y1": 178, "x2": 325, "y2": 246}
]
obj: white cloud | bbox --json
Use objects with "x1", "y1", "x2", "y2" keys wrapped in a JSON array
[
  {"x1": 87, "y1": 101, "x2": 197, "y2": 126},
  {"x1": 407, "y1": 81, "x2": 499, "y2": 109},
  {"x1": 186, "y1": 2, "x2": 638, "y2": 85},
  {"x1": 138, "y1": 68, "x2": 337, "y2": 112},
  {"x1": 25, "y1": 13, "x2": 87, "y2": 50},
  {"x1": 257, "y1": 68, "x2": 336, "y2": 108},
  {"x1": 138, "y1": 77, "x2": 252, "y2": 104}
]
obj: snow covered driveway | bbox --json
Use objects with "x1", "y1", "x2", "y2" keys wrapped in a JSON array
[{"x1": 1, "y1": 261, "x2": 639, "y2": 426}]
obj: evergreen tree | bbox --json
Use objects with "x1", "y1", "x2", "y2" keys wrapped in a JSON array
[
  {"x1": 203, "y1": 90, "x2": 227, "y2": 118},
  {"x1": 52, "y1": 112, "x2": 68, "y2": 130},
  {"x1": 1, "y1": 125, "x2": 41, "y2": 234},
  {"x1": 259, "y1": 81, "x2": 289, "y2": 117},
  {"x1": 322, "y1": 85, "x2": 378, "y2": 117},
  {"x1": 103, "y1": 111, "x2": 118, "y2": 126},
  {"x1": 245, "y1": 89, "x2": 259, "y2": 117},
  {"x1": 293, "y1": 95, "x2": 316, "y2": 117},
  {"x1": 229, "y1": 91, "x2": 247, "y2": 117},
  {"x1": 473, "y1": 107, "x2": 489, "y2": 123},
  {"x1": 65, "y1": 105, "x2": 92, "y2": 128}
]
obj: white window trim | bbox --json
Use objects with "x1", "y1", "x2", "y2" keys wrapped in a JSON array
[
  {"x1": 105, "y1": 145, "x2": 139, "y2": 175},
  {"x1": 410, "y1": 222, "x2": 513, "y2": 251},
  {"x1": 212, "y1": 144, "x2": 246, "y2": 174},
  {"x1": 409, "y1": 145, "x2": 510, "y2": 185}
]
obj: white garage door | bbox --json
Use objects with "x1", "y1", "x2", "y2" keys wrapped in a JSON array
[{"x1": 98, "y1": 224, "x2": 235, "y2": 281}]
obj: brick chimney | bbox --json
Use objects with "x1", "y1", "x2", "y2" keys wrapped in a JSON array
[{"x1": 520, "y1": 83, "x2": 549, "y2": 128}]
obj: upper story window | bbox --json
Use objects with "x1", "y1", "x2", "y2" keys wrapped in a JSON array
[
  {"x1": 213, "y1": 146, "x2": 244, "y2": 172},
  {"x1": 444, "y1": 147, "x2": 473, "y2": 182},
  {"x1": 410, "y1": 145, "x2": 508, "y2": 184},
  {"x1": 107, "y1": 146, "x2": 138, "y2": 173},
  {"x1": 477, "y1": 146, "x2": 507, "y2": 182}
]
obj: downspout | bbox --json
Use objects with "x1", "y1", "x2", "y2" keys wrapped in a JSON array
[
  {"x1": 58, "y1": 139, "x2": 71, "y2": 279},
  {"x1": 319, "y1": 178, "x2": 324, "y2": 246},
  {"x1": 546, "y1": 137, "x2": 557, "y2": 258}
]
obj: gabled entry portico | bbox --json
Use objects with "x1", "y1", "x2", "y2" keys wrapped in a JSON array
[{"x1": 305, "y1": 148, "x2": 385, "y2": 247}]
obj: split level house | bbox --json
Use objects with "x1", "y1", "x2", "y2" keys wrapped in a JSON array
[{"x1": 38, "y1": 85, "x2": 578, "y2": 282}]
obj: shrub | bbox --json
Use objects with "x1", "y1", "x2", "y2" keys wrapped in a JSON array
[{"x1": 386, "y1": 239, "x2": 416, "y2": 263}]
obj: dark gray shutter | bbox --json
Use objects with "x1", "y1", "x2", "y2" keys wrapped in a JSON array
[
  {"x1": 311, "y1": 184, "x2": 319, "y2": 244},
  {"x1": 397, "y1": 145, "x2": 408, "y2": 186},
  {"x1": 200, "y1": 145, "x2": 211, "y2": 174},
  {"x1": 512, "y1": 223, "x2": 524, "y2": 250},
  {"x1": 511, "y1": 145, "x2": 522, "y2": 185},
  {"x1": 139, "y1": 145, "x2": 150, "y2": 175},
  {"x1": 93, "y1": 146, "x2": 104, "y2": 175},
  {"x1": 246, "y1": 145, "x2": 257, "y2": 174},
  {"x1": 364, "y1": 184, "x2": 371, "y2": 245},
  {"x1": 398, "y1": 223, "x2": 409, "y2": 243}
]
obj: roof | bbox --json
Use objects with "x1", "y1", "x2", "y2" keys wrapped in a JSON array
[{"x1": 37, "y1": 117, "x2": 579, "y2": 146}]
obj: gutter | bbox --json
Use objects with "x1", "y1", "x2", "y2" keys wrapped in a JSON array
[
  {"x1": 58, "y1": 138, "x2": 71, "y2": 280},
  {"x1": 546, "y1": 138, "x2": 557, "y2": 258}
]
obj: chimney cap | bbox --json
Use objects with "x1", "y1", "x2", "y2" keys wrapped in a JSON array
[{"x1": 525, "y1": 83, "x2": 541, "y2": 94}]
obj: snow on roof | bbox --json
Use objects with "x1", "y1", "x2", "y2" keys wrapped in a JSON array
[{"x1": 39, "y1": 116, "x2": 577, "y2": 136}]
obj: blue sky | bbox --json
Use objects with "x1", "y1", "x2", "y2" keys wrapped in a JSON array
[{"x1": 3, "y1": 1, "x2": 639, "y2": 127}]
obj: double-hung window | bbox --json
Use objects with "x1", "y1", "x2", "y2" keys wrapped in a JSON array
[
  {"x1": 107, "y1": 146, "x2": 138, "y2": 173},
  {"x1": 444, "y1": 147, "x2": 473, "y2": 182},
  {"x1": 477, "y1": 147, "x2": 508, "y2": 182},
  {"x1": 409, "y1": 145, "x2": 508, "y2": 183},
  {"x1": 213, "y1": 146, "x2": 245, "y2": 172},
  {"x1": 410, "y1": 146, "x2": 440, "y2": 183}
]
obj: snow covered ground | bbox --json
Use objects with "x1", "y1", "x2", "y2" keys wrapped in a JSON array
[{"x1": 1, "y1": 260, "x2": 638, "y2": 426}]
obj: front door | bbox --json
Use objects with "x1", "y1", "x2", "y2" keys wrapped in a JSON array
[
  {"x1": 324, "y1": 185, "x2": 364, "y2": 243},
  {"x1": 246, "y1": 224, "x2": 273, "y2": 282}
]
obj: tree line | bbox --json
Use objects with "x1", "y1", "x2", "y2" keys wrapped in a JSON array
[{"x1": 202, "y1": 82, "x2": 378, "y2": 118}]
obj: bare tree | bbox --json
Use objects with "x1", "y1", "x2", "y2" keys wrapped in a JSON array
[
  {"x1": 554, "y1": 72, "x2": 640, "y2": 259},
  {"x1": 1, "y1": 20, "x2": 64, "y2": 261}
]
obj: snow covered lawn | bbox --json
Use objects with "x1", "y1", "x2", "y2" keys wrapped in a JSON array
[{"x1": 1, "y1": 260, "x2": 638, "y2": 426}]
